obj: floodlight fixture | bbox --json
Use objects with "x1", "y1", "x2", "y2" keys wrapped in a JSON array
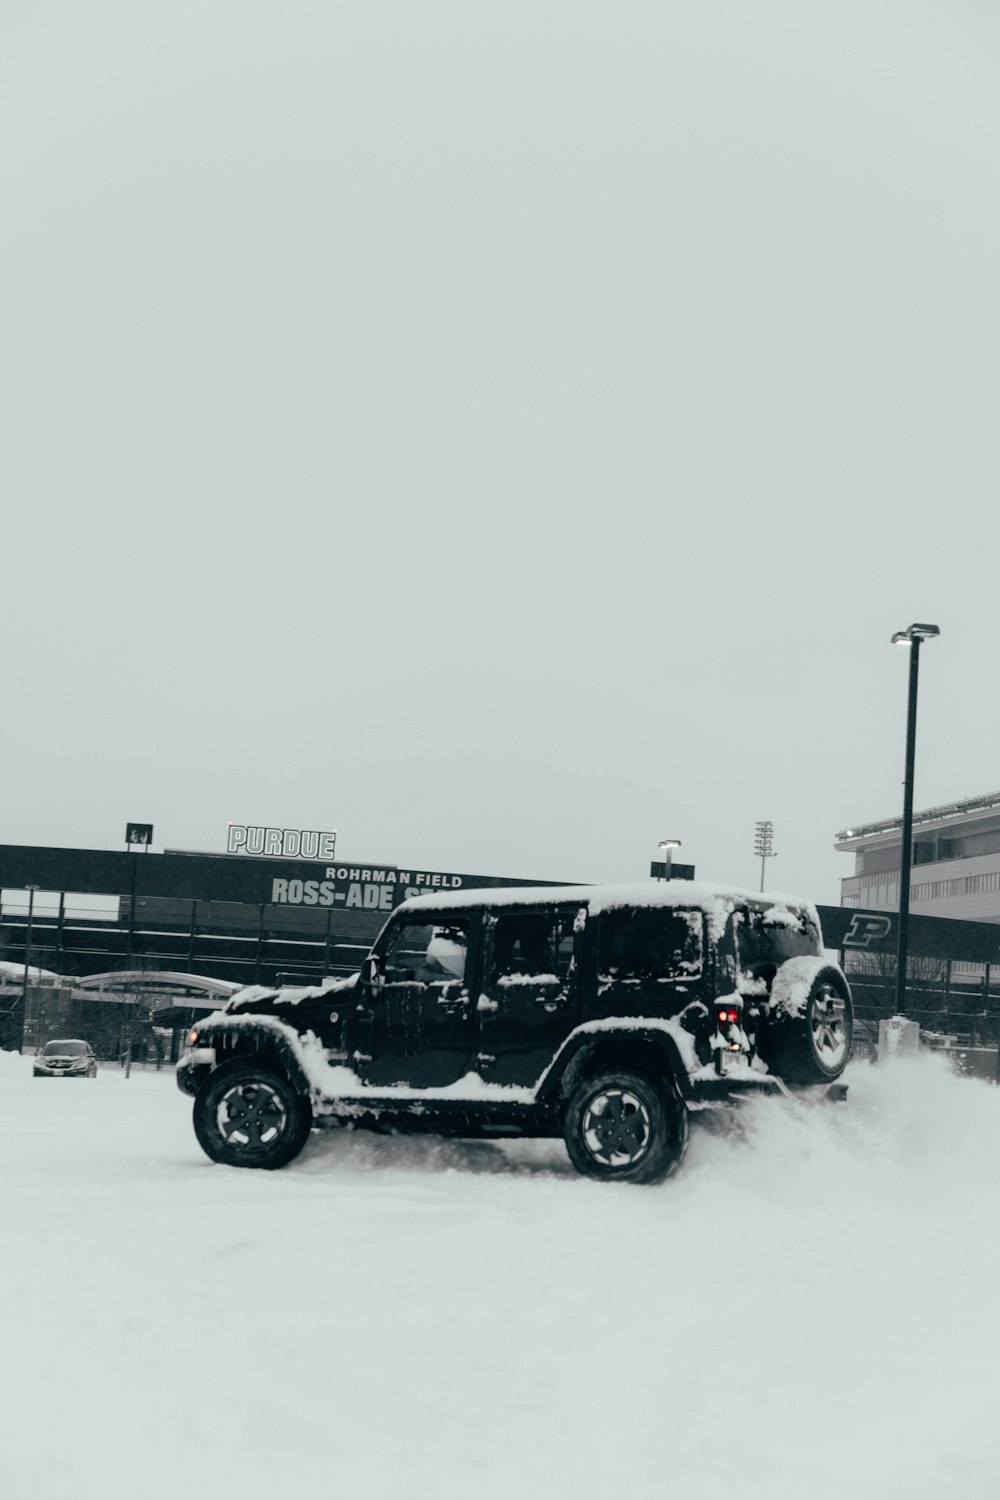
[
  {"x1": 891, "y1": 623, "x2": 940, "y2": 645},
  {"x1": 753, "y1": 821, "x2": 776, "y2": 890}
]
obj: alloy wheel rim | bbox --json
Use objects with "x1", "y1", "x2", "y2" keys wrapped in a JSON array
[
  {"x1": 582, "y1": 1088, "x2": 651, "y2": 1167},
  {"x1": 217, "y1": 1081, "x2": 287, "y2": 1150},
  {"x1": 811, "y1": 985, "x2": 849, "y2": 1065}
]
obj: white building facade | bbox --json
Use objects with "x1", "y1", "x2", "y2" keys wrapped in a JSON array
[{"x1": 836, "y1": 790, "x2": 1000, "y2": 923}]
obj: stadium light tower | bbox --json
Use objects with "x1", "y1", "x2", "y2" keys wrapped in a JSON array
[
  {"x1": 890, "y1": 623, "x2": 940, "y2": 1016},
  {"x1": 754, "y1": 821, "x2": 776, "y2": 892}
]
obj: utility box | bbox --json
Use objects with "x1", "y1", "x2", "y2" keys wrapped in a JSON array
[{"x1": 878, "y1": 1015, "x2": 920, "y2": 1058}]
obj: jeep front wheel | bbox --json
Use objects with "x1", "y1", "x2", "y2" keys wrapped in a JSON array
[
  {"x1": 193, "y1": 1060, "x2": 312, "y2": 1169},
  {"x1": 562, "y1": 1071, "x2": 689, "y2": 1185}
]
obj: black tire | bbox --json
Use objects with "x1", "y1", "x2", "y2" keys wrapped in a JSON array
[
  {"x1": 193, "y1": 1059, "x2": 312, "y2": 1170},
  {"x1": 563, "y1": 1070, "x2": 689, "y2": 1185},
  {"x1": 766, "y1": 966, "x2": 853, "y2": 1085}
]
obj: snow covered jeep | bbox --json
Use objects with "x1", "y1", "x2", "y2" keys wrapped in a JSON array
[{"x1": 177, "y1": 881, "x2": 853, "y2": 1184}]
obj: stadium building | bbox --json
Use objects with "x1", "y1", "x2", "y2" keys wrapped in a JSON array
[
  {"x1": 3, "y1": 824, "x2": 1000, "y2": 1064},
  {"x1": 836, "y1": 790, "x2": 1000, "y2": 923},
  {"x1": 0, "y1": 836, "x2": 554, "y2": 1060}
]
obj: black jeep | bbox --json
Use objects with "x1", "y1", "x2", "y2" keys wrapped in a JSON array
[{"x1": 177, "y1": 880, "x2": 853, "y2": 1184}]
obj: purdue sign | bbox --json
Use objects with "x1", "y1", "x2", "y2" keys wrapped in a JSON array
[{"x1": 227, "y1": 824, "x2": 337, "y2": 860}]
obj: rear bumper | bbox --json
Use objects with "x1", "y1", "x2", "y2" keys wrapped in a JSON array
[{"x1": 688, "y1": 1075, "x2": 848, "y2": 1105}]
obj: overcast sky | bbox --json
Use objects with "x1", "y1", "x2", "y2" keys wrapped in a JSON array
[{"x1": 2, "y1": 0, "x2": 999, "y2": 905}]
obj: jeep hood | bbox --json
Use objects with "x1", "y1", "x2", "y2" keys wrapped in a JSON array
[{"x1": 223, "y1": 972, "x2": 358, "y2": 1016}]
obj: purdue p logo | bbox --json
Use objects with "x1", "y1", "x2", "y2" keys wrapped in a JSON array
[{"x1": 841, "y1": 913, "x2": 892, "y2": 948}]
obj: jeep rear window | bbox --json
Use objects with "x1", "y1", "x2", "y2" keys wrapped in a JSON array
[
  {"x1": 736, "y1": 908, "x2": 819, "y2": 973},
  {"x1": 598, "y1": 908, "x2": 703, "y2": 981}
]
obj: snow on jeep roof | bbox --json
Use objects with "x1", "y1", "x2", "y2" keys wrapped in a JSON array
[{"x1": 396, "y1": 881, "x2": 820, "y2": 941}]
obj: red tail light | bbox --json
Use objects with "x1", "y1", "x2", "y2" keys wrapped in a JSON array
[{"x1": 716, "y1": 1008, "x2": 740, "y2": 1025}]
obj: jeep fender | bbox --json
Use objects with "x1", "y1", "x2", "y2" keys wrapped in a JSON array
[
  {"x1": 537, "y1": 1025, "x2": 693, "y2": 1106},
  {"x1": 197, "y1": 1023, "x2": 313, "y2": 1098}
]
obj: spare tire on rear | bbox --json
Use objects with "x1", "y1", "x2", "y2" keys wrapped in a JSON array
[{"x1": 762, "y1": 960, "x2": 853, "y2": 1085}]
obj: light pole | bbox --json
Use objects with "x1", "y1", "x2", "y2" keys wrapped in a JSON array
[
  {"x1": 754, "y1": 821, "x2": 776, "y2": 892},
  {"x1": 658, "y1": 839, "x2": 681, "y2": 881},
  {"x1": 21, "y1": 884, "x2": 41, "y2": 1027},
  {"x1": 890, "y1": 622, "x2": 940, "y2": 1015}
]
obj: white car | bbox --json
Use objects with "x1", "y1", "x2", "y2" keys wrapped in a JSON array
[{"x1": 34, "y1": 1039, "x2": 98, "y2": 1078}]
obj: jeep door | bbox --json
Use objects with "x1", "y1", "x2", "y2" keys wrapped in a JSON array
[
  {"x1": 477, "y1": 907, "x2": 582, "y2": 1087},
  {"x1": 361, "y1": 916, "x2": 478, "y2": 1087}
]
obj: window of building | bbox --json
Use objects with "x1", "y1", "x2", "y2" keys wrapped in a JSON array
[
  {"x1": 860, "y1": 846, "x2": 902, "y2": 876},
  {"x1": 957, "y1": 826, "x2": 1000, "y2": 859}
]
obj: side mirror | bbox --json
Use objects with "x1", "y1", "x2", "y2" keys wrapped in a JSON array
[{"x1": 361, "y1": 954, "x2": 385, "y2": 996}]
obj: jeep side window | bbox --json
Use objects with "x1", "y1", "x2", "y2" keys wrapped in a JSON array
[
  {"x1": 384, "y1": 922, "x2": 469, "y2": 985},
  {"x1": 491, "y1": 913, "x2": 575, "y2": 983},
  {"x1": 598, "y1": 908, "x2": 703, "y2": 981}
]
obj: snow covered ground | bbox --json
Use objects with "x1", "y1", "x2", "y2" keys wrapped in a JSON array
[{"x1": 2, "y1": 1049, "x2": 998, "y2": 1500}]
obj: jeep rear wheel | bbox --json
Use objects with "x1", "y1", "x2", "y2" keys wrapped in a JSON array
[
  {"x1": 193, "y1": 1060, "x2": 312, "y2": 1169},
  {"x1": 563, "y1": 1071, "x2": 689, "y2": 1185}
]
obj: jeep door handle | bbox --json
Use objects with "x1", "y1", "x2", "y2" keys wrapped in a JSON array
[
  {"x1": 533, "y1": 986, "x2": 566, "y2": 1006},
  {"x1": 436, "y1": 990, "x2": 470, "y2": 1010}
]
